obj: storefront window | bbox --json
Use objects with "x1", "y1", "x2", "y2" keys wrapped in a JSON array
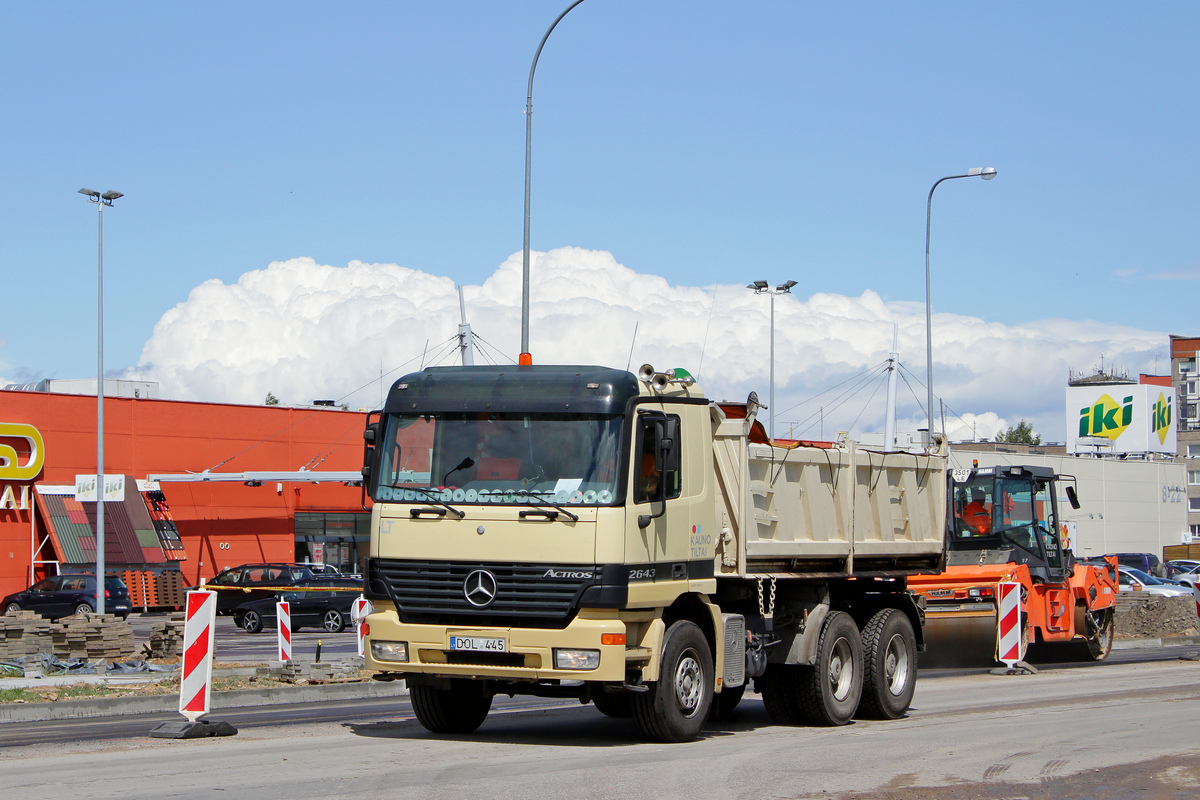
[{"x1": 294, "y1": 512, "x2": 369, "y2": 574}]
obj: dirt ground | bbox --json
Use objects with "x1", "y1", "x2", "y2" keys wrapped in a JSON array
[
  {"x1": 838, "y1": 753, "x2": 1200, "y2": 800},
  {"x1": 1115, "y1": 594, "x2": 1200, "y2": 639}
]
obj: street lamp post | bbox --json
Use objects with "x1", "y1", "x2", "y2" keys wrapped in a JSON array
[
  {"x1": 924, "y1": 167, "x2": 996, "y2": 444},
  {"x1": 747, "y1": 279, "x2": 797, "y2": 441},
  {"x1": 521, "y1": 0, "x2": 586, "y2": 365},
  {"x1": 78, "y1": 188, "x2": 123, "y2": 614}
]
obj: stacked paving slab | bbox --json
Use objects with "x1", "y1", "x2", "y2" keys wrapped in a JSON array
[
  {"x1": 140, "y1": 614, "x2": 186, "y2": 659},
  {"x1": 0, "y1": 611, "x2": 136, "y2": 661}
]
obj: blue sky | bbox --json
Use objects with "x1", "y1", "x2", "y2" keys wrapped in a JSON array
[{"x1": 1, "y1": 2, "x2": 1197, "y2": 441}]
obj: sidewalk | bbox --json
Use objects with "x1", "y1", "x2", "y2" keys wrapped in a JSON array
[{"x1": 0, "y1": 668, "x2": 408, "y2": 724}]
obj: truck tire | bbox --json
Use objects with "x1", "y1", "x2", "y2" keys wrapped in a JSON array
[
  {"x1": 796, "y1": 611, "x2": 863, "y2": 726},
  {"x1": 711, "y1": 684, "x2": 745, "y2": 720},
  {"x1": 856, "y1": 608, "x2": 917, "y2": 720},
  {"x1": 410, "y1": 680, "x2": 492, "y2": 734},
  {"x1": 592, "y1": 692, "x2": 633, "y2": 718},
  {"x1": 757, "y1": 665, "x2": 804, "y2": 725},
  {"x1": 631, "y1": 620, "x2": 713, "y2": 742}
]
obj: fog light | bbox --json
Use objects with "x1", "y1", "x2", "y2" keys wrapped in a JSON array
[
  {"x1": 554, "y1": 648, "x2": 600, "y2": 670},
  {"x1": 371, "y1": 640, "x2": 409, "y2": 662}
]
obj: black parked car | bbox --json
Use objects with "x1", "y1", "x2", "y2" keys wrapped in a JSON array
[
  {"x1": 189, "y1": 563, "x2": 327, "y2": 614},
  {"x1": 233, "y1": 577, "x2": 363, "y2": 634},
  {"x1": 2, "y1": 574, "x2": 131, "y2": 620}
]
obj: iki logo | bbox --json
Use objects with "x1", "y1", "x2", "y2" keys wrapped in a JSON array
[
  {"x1": 1078, "y1": 394, "x2": 1133, "y2": 440},
  {"x1": 1152, "y1": 392, "x2": 1172, "y2": 445}
]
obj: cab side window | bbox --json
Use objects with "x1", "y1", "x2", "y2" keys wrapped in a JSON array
[{"x1": 634, "y1": 413, "x2": 682, "y2": 503}]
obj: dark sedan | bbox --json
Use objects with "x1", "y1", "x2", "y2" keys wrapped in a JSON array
[
  {"x1": 190, "y1": 563, "x2": 327, "y2": 614},
  {"x1": 2, "y1": 574, "x2": 131, "y2": 620},
  {"x1": 233, "y1": 577, "x2": 363, "y2": 634}
]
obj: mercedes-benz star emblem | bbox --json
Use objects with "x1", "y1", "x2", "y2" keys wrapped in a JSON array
[{"x1": 463, "y1": 569, "x2": 498, "y2": 608}]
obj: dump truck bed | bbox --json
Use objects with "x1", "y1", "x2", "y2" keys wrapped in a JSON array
[{"x1": 711, "y1": 405, "x2": 947, "y2": 578}]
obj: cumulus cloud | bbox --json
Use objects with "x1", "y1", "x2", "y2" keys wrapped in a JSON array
[{"x1": 122, "y1": 247, "x2": 1167, "y2": 443}]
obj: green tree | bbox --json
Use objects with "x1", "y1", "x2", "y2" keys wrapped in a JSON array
[
  {"x1": 264, "y1": 391, "x2": 280, "y2": 406},
  {"x1": 996, "y1": 419, "x2": 1042, "y2": 445}
]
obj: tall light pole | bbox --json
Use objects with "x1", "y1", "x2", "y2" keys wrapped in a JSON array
[
  {"x1": 924, "y1": 167, "x2": 995, "y2": 444},
  {"x1": 747, "y1": 279, "x2": 797, "y2": 441},
  {"x1": 521, "y1": 0, "x2": 586, "y2": 365},
  {"x1": 79, "y1": 187, "x2": 123, "y2": 614}
]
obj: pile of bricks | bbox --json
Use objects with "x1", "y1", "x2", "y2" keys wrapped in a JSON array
[
  {"x1": 0, "y1": 611, "x2": 61, "y2": 659},
  {"x1": 55, "y1": 613, "x2": 137, "y2": 660},
  {"x1": 259, "y1": 659, "x2": 364, "y2": 684},
  {"x1": 141, "y1": 614, "x2": 186, "y2": 659},
  {"x1": 0, "y1": 611, "x2": 136, "y2": 661}
]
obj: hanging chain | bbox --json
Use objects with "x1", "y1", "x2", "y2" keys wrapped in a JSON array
[{"x1": 756, "y1": 576, "x2": 777, "y2": 619}]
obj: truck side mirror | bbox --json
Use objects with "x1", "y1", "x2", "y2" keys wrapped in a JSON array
[
  {"x1": 361, "y1": 418, "x2": 382, "y2": 511},
  {"x1": 362, "y1": 423, "x2": 381, "y2": 480},
  {"x1": 655, "y1": 417, "x2": 681, "y2": 474},
  {"x1": 1065, "y1": 485, "x2": 1080, "y2": 510}
]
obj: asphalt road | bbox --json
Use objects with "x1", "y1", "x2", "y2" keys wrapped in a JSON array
[{"x1": 2, "y1": 650, "x2": 1198, "y2": 799}]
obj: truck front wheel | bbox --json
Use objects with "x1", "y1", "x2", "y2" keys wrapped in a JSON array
[
  {"x1": 631, "y1": 620, "x2": 713, "y2": 742},
  {"x1": 856, "y1": 608, "x2": 916, "y2": 719},
  {"x1": 796, "y1": 610, "x2": 863, "y2": 726},
  {"x1": 410, "y1": 680, "x2": 492, "y2": 734}
]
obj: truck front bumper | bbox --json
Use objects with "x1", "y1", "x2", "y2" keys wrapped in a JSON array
[{"x1": 363, "y1": 606, "x2": 629, "y2": 683}]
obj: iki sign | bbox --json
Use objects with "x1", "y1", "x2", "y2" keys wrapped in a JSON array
[
  {"x1": 0, "y1": 422, "x2": 45, "y2": 511},
  {"x1": 1066, "y1": 385, "x2": 1176, "y2": 455}
]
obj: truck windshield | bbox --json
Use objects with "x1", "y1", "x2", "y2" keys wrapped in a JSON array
[{"x1": 372, "y1": 412, "x2": 623, "y2": 507}]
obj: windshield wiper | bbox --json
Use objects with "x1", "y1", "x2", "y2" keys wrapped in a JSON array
[
  {"x1": 408, "y1": 487, "x2": 465, "y2": 518},
  {"x1": 509, "y1": 489, "x2": 579, "y2": 522}
]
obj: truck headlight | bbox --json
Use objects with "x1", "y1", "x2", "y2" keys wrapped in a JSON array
[
  {"x1": 371, "y1": 640, "x2": 409, "y2": 662},
  {"x1": 554, "y1": 649, "x2": 600, "y2": 670}
]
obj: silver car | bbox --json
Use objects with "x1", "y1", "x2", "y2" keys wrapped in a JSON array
[{"x1": 1118, "y1": 567, "x2": 1194, "y2": 598}]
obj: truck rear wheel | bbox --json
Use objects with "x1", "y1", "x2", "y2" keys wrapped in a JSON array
[
  {"x1": 796, "y1": 611, "x2": 863, "y2": 726},
  {"x1": 856, "y1": 608, "x2": 916, "y2": 719},
  {"x1": 757, "y1": 665, "x2": 804, "y2": 725},
  {"x1": 410, "y1": 680, "x2": 492, "y2": 734},
  {"x1": 631, "y1": 620, "x2": 713, "y2": 742}
]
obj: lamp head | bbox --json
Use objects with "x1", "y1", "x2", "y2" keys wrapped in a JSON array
[
  {"x1": 101, "y1": 190, "x2": 124, "y2": 201},
  {"x1": 78, "y1": 188, "x2": 100, "y2": 199},
  {"x1": 777, "y1": 280, "x2": 798, "y2": 292},
  {"x1": 749, "y1": 280, "x2": 769, "y2": 291},
  {"x1": 967, "y1": 167, "x2": 998, "y2": 180}
]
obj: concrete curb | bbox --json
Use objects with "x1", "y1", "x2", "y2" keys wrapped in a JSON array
[
  {"x1": 0, "y1": 679, "x2": 408, "y2": 724},
  {"x1": 1113, "y1": 635, "x2": 1200, "y2": 650}
]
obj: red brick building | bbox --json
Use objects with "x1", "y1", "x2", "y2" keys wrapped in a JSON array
[{"x1": 0, "y1": 389, "x2": 369, "y2": 599}]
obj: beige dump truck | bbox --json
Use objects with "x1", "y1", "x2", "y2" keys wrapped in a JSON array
[{"x1": 359, "y1": 364, "x2": 947, "y2": 741}]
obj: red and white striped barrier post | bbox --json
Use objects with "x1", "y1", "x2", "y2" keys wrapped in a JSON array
[
  {"x1": 180, "y1": 589, "x2": 216, "y2": 721},
  {"x1": 997, "y1": 581, "x2": 1025, "y2": 667},
  {"x1": 352, "y1": 596, "x2": 372, "y2": 657},
  {"x1": 150, "y1": 590, "x2": 236, "y2": 738},
  {"x1": 277, "y1": 600, "x2": 292, "y2": 662}
]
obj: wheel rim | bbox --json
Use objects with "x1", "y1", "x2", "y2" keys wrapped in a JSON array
[
  {"x1": 324, "y1": 611, "x2": 341, "y2": 632},
  {"x1": 244, "y1": 612, "x2": 259, "y2": 631},
  {"x1": 673, "y1": 647, "x2": 703, "y2": 717},
  {"x1": 76, "y1": 604, "x2": 92, "y2": 615},
  {"x1": 829, "y1": 636, "x2": 854, "y2": 702},
  {"x1": 883, "y1": 632, "x2": 910, "y2": 696}
]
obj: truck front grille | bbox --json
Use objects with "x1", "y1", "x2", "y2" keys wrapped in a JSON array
[{"x1": 366, "y1": 558, "x2": 597, "y2": 628}]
